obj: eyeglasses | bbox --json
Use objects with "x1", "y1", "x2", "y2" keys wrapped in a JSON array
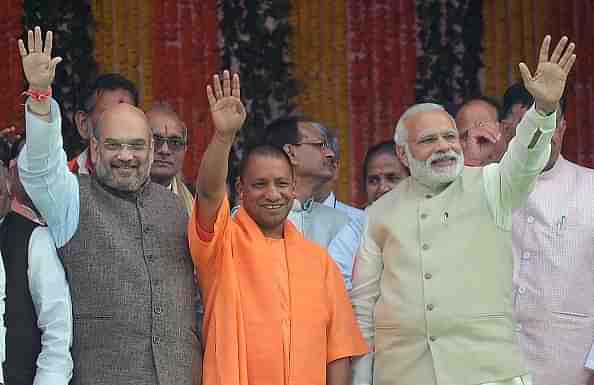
[
  {"x1": 153, "y1": 135, "x2": 186, "y2": 151},
  {"x1": 294, "y1": 139, "x2": 330, "y2": 150},
  {"x1": 101, "y1": 140, "x2": 150, "y2": 153}
]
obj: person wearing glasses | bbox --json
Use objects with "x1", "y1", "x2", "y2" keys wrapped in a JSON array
[
  {"x1": 17, "y1": 28, "x2": 201, "y2": 385},
  {"x1": 264, "y1": 116, "x2": 351, "y2": 249},
  {"x1": 147, "y1": 102, "x2": 194, "y2": 214}
]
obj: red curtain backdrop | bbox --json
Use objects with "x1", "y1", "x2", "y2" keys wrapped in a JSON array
[
  {"x1": 348, "y1": 0, "x2": 417, "y2": 206},
  {"x1": 152, "y1": 0, "x2": 219, "y2": 184},
  {"x1": 0, "y1": 0, "x2": 24, "y2": 132}
]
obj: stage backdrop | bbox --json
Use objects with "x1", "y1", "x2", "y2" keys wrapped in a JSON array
[{"x1": 1, "y1": 0, "x2": 593, "y2": 206}]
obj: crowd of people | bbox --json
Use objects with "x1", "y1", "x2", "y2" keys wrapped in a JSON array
[{"x1": 0, "y1": 26, "x2": 592, "y2": 385}]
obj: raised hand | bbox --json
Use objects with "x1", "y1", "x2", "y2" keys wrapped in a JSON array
[
  {"x1": 18, "y1": 26, "x2": 62, "y2": 91},
  {"x1": 206, "y1": 70, "x2": 246, "y2": 138},
  {"x1": 519, "y1": 35, "x2": 576, "y2": 115}
]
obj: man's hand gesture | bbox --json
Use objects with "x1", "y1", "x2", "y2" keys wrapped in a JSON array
[
  {"x1": 18, "y1": 27, "x2": 62, "y2": 91},
  {"x1": 206, "y1": 70, "x2": 246, "y2": 139},
  {"x1": 519, "y1": 35, "x2": 576, "y2": 115},
  {"x1": 463, "y1": 120, "x2": 501, "y2": 166}
]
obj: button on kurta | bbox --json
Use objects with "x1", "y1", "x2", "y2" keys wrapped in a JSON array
[
  {"x1": 152, "y1": 336, "x2": 160, "y2": 344},
  {"x1": 422, "y1": 244, "x2": 429, "y2": 250},
  {"x1": 426, "y1": 304, "x2": 434, "y2": 311},
  {"x1": 154, "y1": 305, "x2": 162, "y2": 314},
  {"x1": 420, "y1": 213, "x2": 428, "y2": 220},
  {"x1": 527, "y1": 216, "x2": 535, "y2": 224},
  {"x1": 429, "y1": 336, "x2": 437, "y2": 342},
  {"x1": 424, "y1": 273, "x2": 432, "y2": 279}
]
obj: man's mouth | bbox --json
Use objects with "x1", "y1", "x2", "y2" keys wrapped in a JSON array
[
  {"x1": 431, "y1": 157, "x2": 456, "y2": 168},
  {"x1": 153, "y1": 159, "x2": 173, "y2": 166},
  {"x1": 262, "y1": 204, "x2": 284, "y2": 210}
]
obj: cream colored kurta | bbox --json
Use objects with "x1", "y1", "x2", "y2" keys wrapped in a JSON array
[{"x1": 351, "y1": 106, "x2": 555, "y2": 385}]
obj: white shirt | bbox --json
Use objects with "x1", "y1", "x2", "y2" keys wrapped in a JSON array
[
  {"x1": 586, "y1": 345, "x2": 594, "y2": 370},
  {"x1": 322, "y1": 192, "x2": 364, "y2": 221},
  {"x1": 0, "y1": 216, "x2": 73, "y2": 385}
]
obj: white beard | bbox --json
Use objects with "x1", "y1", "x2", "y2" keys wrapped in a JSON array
[{"x1": 405, "y1": 145, "x2": 464, "y2": 190}]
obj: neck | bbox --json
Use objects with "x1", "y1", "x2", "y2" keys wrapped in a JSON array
[
  {"x1": 294, "y1": 175, "x2": 321, "y2": 202},
  {"x1": 261, "y1": 223, "x2": 284, "y2": 239},
  {"x1": 313, "y1": 182, "x2": 333, "y2": 203},
  {"x1": 152, "y1": 175, "x2": 175, "y2": 187}
]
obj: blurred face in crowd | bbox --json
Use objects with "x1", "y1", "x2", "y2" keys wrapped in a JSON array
[
  {"x1": 456, "y1": 100, "x2": 501, "y2": 164},
  {"x1": 365, "y1": 151, "x2": 409, "y2": 204},
  {"x1": 289, "y1": 122, "x2": 335, "y2": 182},
  {"x1": 238, "y1": 153, "x2": 296, "y2": 239},
  {"x1": 147, "y1": 109, "x2": 187, "y2": 186},
  {"x1": 396, "y1": 109, "x2": 464, "y2": 190},
  {"x1": 90, "y1": 104, "x2": 153, "y2": 192},
  {"x1": 0, "y1": 164, "x2": 10, "y2": 219},
  {"x1": 76, "y1": 89, "x2": 136, "y2": 141}
]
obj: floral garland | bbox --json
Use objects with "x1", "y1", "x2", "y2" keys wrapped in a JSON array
[
  {"x1": 415, "y1": 0, "x2": 483, "y2": 105},
  {"x1": 0, "y1": 0, "x2": 24, "y2": 133},
  {"x1": 347, "y1": 0, "x2": 417, "y2": 206},
  {"x1": 220, "y1": 0, "x2": 296, "y2": 147},
  {"x1": 152, "y1": 0, "x2": 220, "y2": 183}
]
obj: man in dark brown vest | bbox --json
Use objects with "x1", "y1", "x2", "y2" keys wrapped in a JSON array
[{"x1": 17, "y1": 27, "x2": 201, "y2": 385}]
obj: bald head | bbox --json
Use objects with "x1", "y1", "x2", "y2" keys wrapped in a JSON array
[{"x1": 94, "y1": 103, "x2": 151, "y2": 141}]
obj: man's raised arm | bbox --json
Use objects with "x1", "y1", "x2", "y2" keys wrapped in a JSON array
[
  {"x1": 484, "y1": 35, "x2": 576, "y2": 227},
  {"x1": 195, "y1": 70, "x2": 246, "y2": 232},
  {"x1": 16, "y1": 27, "x2": 79, "y2": 247}
]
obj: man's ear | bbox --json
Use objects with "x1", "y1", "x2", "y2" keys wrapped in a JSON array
[
  {"x1": 74, "y1": 110, "x2": 90, "y2": 140},
  {"x1": 395, "y1": 144, "x2": 409, "y2": 168},
  {"x1": 283, "y1": 144, "x2": 298, "y2": 166},
  {"x1": 89, "y1": 136, "x2": 98, "y2": 163}
]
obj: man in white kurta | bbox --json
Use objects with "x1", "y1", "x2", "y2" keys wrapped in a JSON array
[
  {"x1": 351, "y1": 36, "x2": 576, "y2": 385},
  {"x1": 504, "y1": 84, "x2": 594, "y2": 385}
]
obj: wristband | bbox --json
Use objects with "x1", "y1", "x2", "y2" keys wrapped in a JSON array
[{"x1": 22, "y1": 87, "x2": 52, "y2": 102}]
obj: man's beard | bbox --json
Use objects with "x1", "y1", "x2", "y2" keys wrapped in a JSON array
[
  {"x1": 94, "y1": 153, "x2": 152, "y2": 192},
  {"x1": 404, "y1": 145, "x2": 464, "y2": 190}
]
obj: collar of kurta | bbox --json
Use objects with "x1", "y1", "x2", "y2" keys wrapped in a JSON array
[
  {"x1": 291, "y1": 197, "x2": 314, "y2": 213},
  {"x1": 538, "y1": 155, "x2": 568, "y2": 181}
]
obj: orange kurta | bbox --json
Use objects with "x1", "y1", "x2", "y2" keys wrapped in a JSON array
[{"x1": 188, "y1": 197, "x2": 368, "y2": 385}]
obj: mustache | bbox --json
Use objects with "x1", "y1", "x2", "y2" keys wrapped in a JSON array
[
  {"x1": 429, "y1": 150, "x2": 459, "y2": 164},
  {"x1": 110, "y1": 160, "x2": 140, "y2": 168}
]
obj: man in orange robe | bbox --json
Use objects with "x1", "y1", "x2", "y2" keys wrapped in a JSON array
[{"x1": 188, "y1": 70, "x2": 368, "y2": 385}]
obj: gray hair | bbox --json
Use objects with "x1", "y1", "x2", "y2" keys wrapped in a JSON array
[
  {"x1": 312, "y1": 122, "x2": 340, "y2": 161},
  {"x1": 393, "y1": 103, "x2": 454, "y2": 145}
]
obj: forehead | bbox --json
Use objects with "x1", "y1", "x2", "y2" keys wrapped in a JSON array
[
  {"x1": 95, "y1": 89, "x2": 135, "y2": 109},
  {"x1": 297, "y1": 122, "x2": 323, "y2": 139},
  {"x1": 243, "y1": 154, "x2": 293, "y2": 180},
  {"x1": 407, "y1": 110, "x2": 456, "y2": 140},
  {"x1": 100, "y1": 109, "x2": 151, "y2": 141},
  {"x1": 368, "y1": 152, "x2": 403, "y2": 172},
  {"x1": 457, "y1": 101, "x2": 497, "y2": 123},
  {"x1": 147, "y1": 111, "x2": 184, "y2": 137}
]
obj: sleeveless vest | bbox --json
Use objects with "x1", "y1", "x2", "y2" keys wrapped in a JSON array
[
  {"x1": 0, "y1": 212, "x2": 42, "y2": 385},
  {"x1": 59, "y1": 176, "x2": 201, "y2": 385},
  {"x1": 368, "y1": 167, "x2": 526, "y2": 385}
]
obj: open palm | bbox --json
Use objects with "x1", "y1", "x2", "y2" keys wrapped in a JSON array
[
  {"x1": 18, "y1": 27, "x2": 62, "y2": 90},
  {"x1": 519, "y1": 35, "x2": 576, "y2": 114},
  {"x1": 207, "y1": 70, "x2": 246, "y2": 136}
]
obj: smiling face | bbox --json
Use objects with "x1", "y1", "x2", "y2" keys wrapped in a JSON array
[
  {"x1": 238, "y1": 152, "x2": 296, "y2": 239},
  {"x1": 147, "y1": 109, "x2": 187, "y2": 186},
  {"x1": 90, "y1": 104, "x2": 153, "y2": 192},
  {"x1": 396, "y1": 109, "x2": 464, "y2": 189}
]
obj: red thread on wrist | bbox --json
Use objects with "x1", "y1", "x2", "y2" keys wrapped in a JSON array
[{"x1": 22, "y1": 87, "x2": 52, "y2": 102}]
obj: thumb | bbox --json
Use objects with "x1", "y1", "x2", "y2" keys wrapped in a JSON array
[
  {"x1": 49, "y1": 56, "x2": 62, "y2": 79},
  {"x1": 518, "y1": 62, "x2": 533, "y2": 85}
]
